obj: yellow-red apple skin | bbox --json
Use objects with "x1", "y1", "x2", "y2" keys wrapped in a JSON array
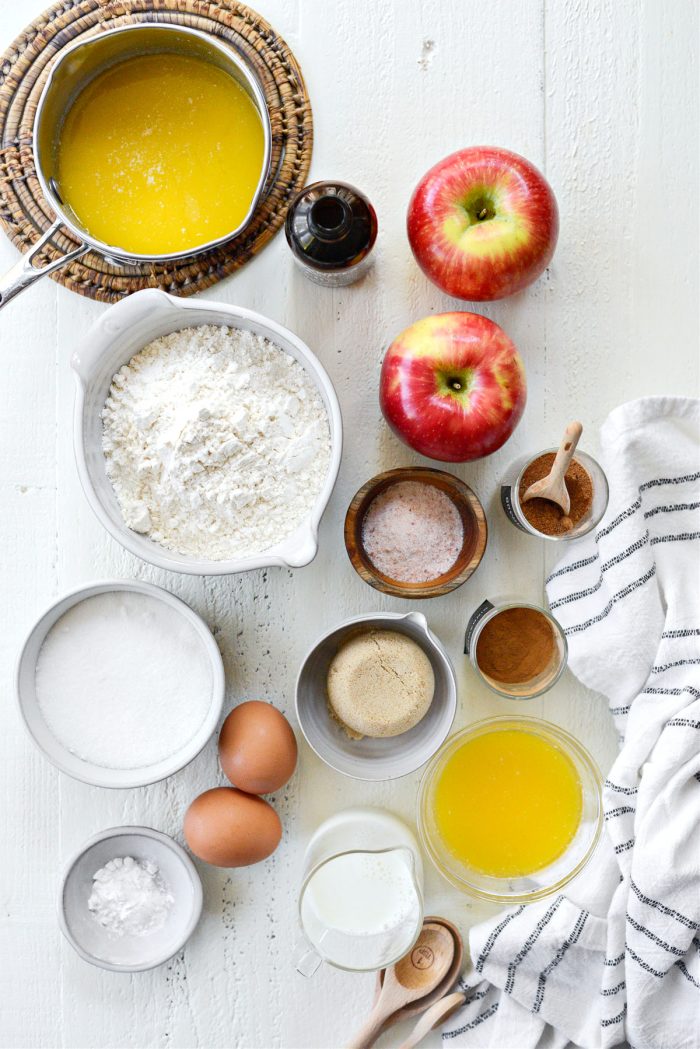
[
  {"x1": 380, "y1": 312, "x2": 526, "y2": 462},
  {"x1": 408, "y1": 146, "x2": 559, "y2": 301}
]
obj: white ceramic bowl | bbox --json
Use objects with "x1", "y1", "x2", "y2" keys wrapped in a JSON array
[
  {"x1": 72, "y1": 288, "x2": 343, "y2": 575},
  {"x1": 16, "y1": 580, "x2": 225, "y2": 788},
  {"x1": 59, "y1": 826, "x2": 203, "y2": 972},
  {"x1": 295, "y1": 612, "x2": 457, "y2": 781}
]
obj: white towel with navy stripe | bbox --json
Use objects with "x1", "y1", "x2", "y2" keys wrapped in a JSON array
[{"x1": 443, "y1": 398, "x2": 700, "y2": 1049}]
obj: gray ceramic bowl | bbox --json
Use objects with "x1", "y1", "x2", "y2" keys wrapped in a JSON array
[
  {"x1": 59, "y1": 826, "x2": 203, "y2": 972},
  {"x1": 295, "y1": 612, "x2": 457, "y2": 781},
  {"x1": 16, "y1": 580, "x2": 225, "y2": 788}
]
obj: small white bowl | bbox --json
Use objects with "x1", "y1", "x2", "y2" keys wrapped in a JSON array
[
  {"x1": 295, "y1": 612, "x2": 457, "y2": 781},
  {"x1": 16, "y1": 580, "x2": 225, "y2": 789},
  {"x1": 71, "y1": 288, "x2": 343, "y2": 576},
  {"x1": 59, "y1": 826, "x2": 203, "y2": 972}
]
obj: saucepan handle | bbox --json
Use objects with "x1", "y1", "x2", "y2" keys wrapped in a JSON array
[{"x1": 0, "y1": 219, "x2": 89, "y2": 311}]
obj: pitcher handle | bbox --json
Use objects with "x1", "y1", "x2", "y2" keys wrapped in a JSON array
[
  {"x1": 295, "y1": 944, "x2": 323, "y2": 978},
  {"x1": 0, "y1": 219, "x2": 89, "y2": 311}
]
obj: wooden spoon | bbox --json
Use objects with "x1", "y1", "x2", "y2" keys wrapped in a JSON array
[
  {"x1": 371, "y1": 916, "x2": 464, "y2": 1035},
  {"x1": 346, "y1": 923, "x2": 455, "y2": 1049},
  {"x1": 397, "y1": 992, "x2": 466, "y2": 1049},
  {"x1": 520, "y1": 421, "x2": 583, "y2": 515}
]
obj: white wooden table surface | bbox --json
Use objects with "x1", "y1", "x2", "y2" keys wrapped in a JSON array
[{"x1": 1, "y1": 1, "x2": 697, "y2": 1047}]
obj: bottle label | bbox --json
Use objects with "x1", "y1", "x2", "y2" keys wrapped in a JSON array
[
  {"x1": 293, "y1": 253, "x2": 374, "y2": 287},
  {"x1": 464, "y1": 599, "x2": 494, "y2": 654},
  {"x1": 500, "y1": 485, "x2": 528, "y2": 531}
]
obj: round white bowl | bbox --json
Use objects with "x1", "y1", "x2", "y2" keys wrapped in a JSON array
[
  {"x1": 59, "y1": 826, "x2": 203, "y2": 972},
  {"x1": 16, "y1": 580, "x2": 225, "y2": 788},
  {"x1": 71, "y1": 288, "x2": 343, "y2": 575},
  {"x1": 295, "y1": 612, "x2": 457, "y2": 781}
]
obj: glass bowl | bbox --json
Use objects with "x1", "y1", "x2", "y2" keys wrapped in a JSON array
[{"x1": 417, "y1": 716, "x2": 603, "y2": 904}]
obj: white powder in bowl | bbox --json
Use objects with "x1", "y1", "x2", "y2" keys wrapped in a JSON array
[
  {"x1": 35, "y1": 591, "x2": 213, "y2": 769},
  {"x1": 88, "y1": 857, "x2": 174, "y2": 937},
  {"x1": 101, "y1": 324, "x2": 332, "y2": 561}
]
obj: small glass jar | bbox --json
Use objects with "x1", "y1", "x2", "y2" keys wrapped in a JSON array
[
  {"x1": 285, "y1": 180, "x2": 377, "y2": 287},
  {"x1": 501, "y1": 448, "x2": 609, "y2": 541},
  {"x1": 465, "y1": 599, "x2": 568, "y2": 699}
]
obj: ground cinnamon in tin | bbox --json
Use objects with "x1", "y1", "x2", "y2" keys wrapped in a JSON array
[
  {"x1": 476, "y1": 607, "x2": 556, "y2": 686},
  {"x1": 518, "y1": 454, "x2": 593, "y2": 535}
]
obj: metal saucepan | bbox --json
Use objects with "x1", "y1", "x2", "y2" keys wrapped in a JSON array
[{"x1": 0, "y1": 23, "x2": 272, "y2": 310}]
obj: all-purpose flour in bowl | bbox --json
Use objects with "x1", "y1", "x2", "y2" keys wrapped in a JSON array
[
  {"x1": 101, "y1": 325, "x2": 332, "y2": 561},
  {"x1": 35, "y1": 591, "x2": 213, "y2": 770}
]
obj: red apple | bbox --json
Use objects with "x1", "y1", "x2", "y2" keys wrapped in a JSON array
[
  {"x1": 407, "y1": 147, "x2": 558, "y2": 301},
  {"x1": 379, "y1": 312, "x2": 526, "y2": 462}
]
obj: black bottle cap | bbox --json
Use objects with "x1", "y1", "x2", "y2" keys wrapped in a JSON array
[{"x1": 285, "y1": 181, "x2": 377, "y2": 271}]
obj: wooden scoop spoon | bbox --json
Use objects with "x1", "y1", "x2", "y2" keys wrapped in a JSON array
[
  {"x1": 397, "y1": 992, "x2": 466, "y2": 1049},
  {"x1": 346, "y1": 923, "x2": 455, "y2": 1049},
  {"x1": 521, "y1": 421, "x2": 583, "y2": 515},
  {"x1": 370, "y1": 916, "x2": 464, "y2": 1041}
]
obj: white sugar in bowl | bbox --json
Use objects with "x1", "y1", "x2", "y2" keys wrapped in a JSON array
[{"x1": 16, "y1": 580, "x2": 225, "y2": 789}]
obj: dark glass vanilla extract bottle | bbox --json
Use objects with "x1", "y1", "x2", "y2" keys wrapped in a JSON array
[{"x1": 285, "y1": 181, "x2": 377, "y2": 287}]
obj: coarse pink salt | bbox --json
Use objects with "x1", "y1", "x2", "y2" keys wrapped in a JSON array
[{"x1": 361, "y1": 480, "x2": 464, "y2": 583}]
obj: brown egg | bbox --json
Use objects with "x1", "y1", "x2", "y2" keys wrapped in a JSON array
[
  {"x1": 183, "y1": 787, "x2": 282, "y2": 867},
  {"x1": 218, "y1": 700, "x2": 298, "y2": 795}
]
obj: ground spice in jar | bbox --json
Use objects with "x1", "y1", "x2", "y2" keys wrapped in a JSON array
[
  {"x1": 476, "y1": 607, "x2": 557, "y2": 686},
  {"x1": 361, "y1": 480, "x2": 464, "y2": 582},
  {"x1": 518, "y1": 454, "x2": 593, "y2": 535}
]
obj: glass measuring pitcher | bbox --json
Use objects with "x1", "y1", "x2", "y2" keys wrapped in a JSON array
[{"x1": 296, "y1": 807, "x2": 424, "y2": 976}]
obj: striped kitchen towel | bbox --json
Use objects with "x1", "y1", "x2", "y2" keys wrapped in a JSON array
[{"x1": 443, "y1": 397, "x2": 700, "y2": 1049}]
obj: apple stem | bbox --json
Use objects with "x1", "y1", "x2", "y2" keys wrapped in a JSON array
[{"x1": 478, "y1": 208, "x2": 488, "y2": 220}]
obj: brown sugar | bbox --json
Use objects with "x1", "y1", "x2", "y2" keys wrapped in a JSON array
[
  {"x1": 476, "y1": 607, "x2": 556, "y2": 685},
  {"x1": 518, "y1": 454, "x2": 593, "y2": 536}
]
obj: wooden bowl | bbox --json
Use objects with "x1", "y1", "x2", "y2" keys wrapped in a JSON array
[{"x1": 344, "y1": 467, "x2": 488, "y2": 599}]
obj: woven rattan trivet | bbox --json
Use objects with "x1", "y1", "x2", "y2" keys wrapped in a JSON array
[{"x1": 0, "y1": 0, "x2": 312, "y2": 303}]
